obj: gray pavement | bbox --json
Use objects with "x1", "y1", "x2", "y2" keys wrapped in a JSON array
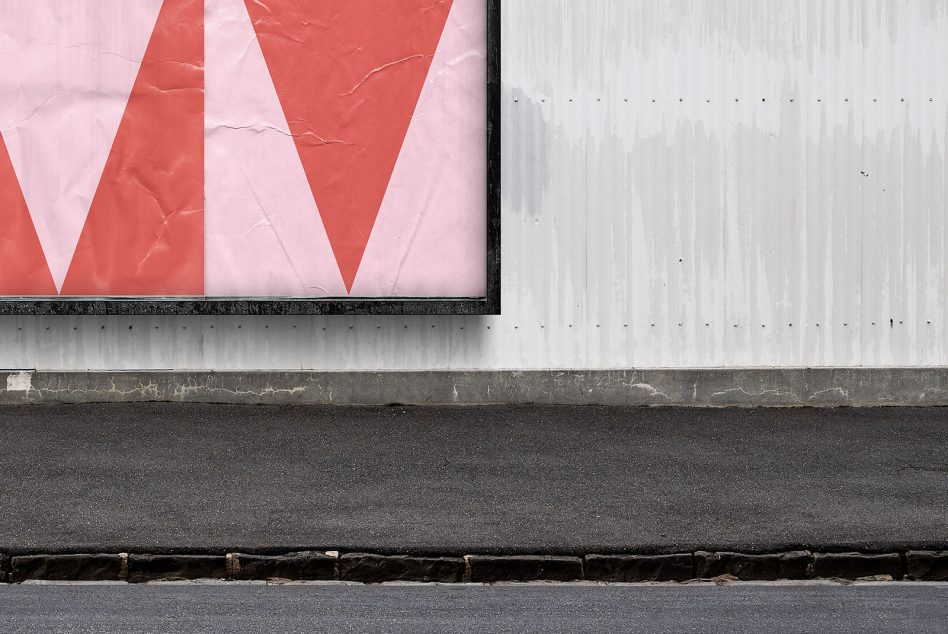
[
  {"x1": 0, "y1": 404, "x2": 945, "y2": 554},
  {"x1": 1, "y1": 583, "x2": 946, "y2": 633}
]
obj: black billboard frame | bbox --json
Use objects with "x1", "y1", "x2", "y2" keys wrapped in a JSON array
[{"x1": 0, "y1": 0, "x2": 501, "y2": 316}]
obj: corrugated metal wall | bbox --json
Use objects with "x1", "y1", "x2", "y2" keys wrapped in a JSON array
[{"x1": 1, "y1": 0, "x2": 945, "y2": 371}]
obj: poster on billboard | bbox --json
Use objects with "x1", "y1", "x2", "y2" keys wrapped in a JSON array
[{"x1": 0, "y1": 0, "x2": 499, "y2": 314}]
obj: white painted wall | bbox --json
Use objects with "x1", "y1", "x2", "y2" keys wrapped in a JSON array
[{"x1": 1, "y1": 0, "x2": 945, "y2": 370}]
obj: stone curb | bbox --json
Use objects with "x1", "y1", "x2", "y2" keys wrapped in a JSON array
[
  {"x1": 228, "y1": 552, "x2": 337, "y2": 581},
  {"x1": 811, "y1": 553, "x2": 903, "y2": 580},
  {"x1": 467, "y1": 555, "x2": 584, "y2": 583},
  {"x1": 906, "y1": 551, "x2": 948, "y2": 581},
  {"x1": 127, "y1": 555, "x2": 227, "y2": 583},
  {"x1": 1, "y1": 550, "x2": 944, "y2": 584},
  {"x1": 696, "y1": 551, "x2": 813, "y2": 581},
  {"x1": 585, "y1": 554, "x2": 694, "y2": 582},
  {"x1": 11, "y1": 554, "x2": 124, "y2": 582},
  {"x1": 340, "y1": 554, "x2": 466, "y2": 583}
]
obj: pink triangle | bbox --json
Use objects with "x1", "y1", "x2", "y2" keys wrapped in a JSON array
[
  {"x1": 204, "y1": 0, "x2": 347, "y2": 298},
  {"x1": 351, "y1": 0, "x2": 488, "y2": 298},
  {"x1": 0, "y1": 0, "x2": 163, "y2": 291}
]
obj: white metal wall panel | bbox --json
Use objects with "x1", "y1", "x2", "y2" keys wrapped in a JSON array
[{"x1": 0, "y1": 0, "x2": 944, "y2": 370}]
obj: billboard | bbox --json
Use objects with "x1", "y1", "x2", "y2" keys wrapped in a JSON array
[{"x1": 0, "y1": 0, "x2": 499, "y2": 314}]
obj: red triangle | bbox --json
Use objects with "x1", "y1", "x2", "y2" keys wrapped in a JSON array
[
  {"x1": 61, "y1": 0, "x2": 204, "y2": 297},
  {"x1": 245, "y1": 0, "x2": 454, "y2": 291},
  {"x1": 0, "y1": 134, "x2": 57, "y2": 295}
]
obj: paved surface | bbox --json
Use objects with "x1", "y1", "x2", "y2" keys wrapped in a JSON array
[
  {"x1": 1, "y1": 583, "x2": 946, "y2": 633},
  {"x1": 0, "y1": 404, "x2": 945, "y2": 554}
]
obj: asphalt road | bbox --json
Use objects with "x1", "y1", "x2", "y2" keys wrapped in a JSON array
[
  {"x1": 0, "y1": 404, "x2": 945, "y2": 553},
  {"x1": 0, "y1": 583, "x2": 945, "y2": 633}
]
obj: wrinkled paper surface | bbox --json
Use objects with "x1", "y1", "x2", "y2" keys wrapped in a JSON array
[{"x1": 0, "y1": 0, "x2": 487, "y2": 298}]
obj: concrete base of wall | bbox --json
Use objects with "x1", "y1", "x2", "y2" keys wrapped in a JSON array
[{"x1": 0, "y1": 368, "x2": 945, "y2": 406}]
